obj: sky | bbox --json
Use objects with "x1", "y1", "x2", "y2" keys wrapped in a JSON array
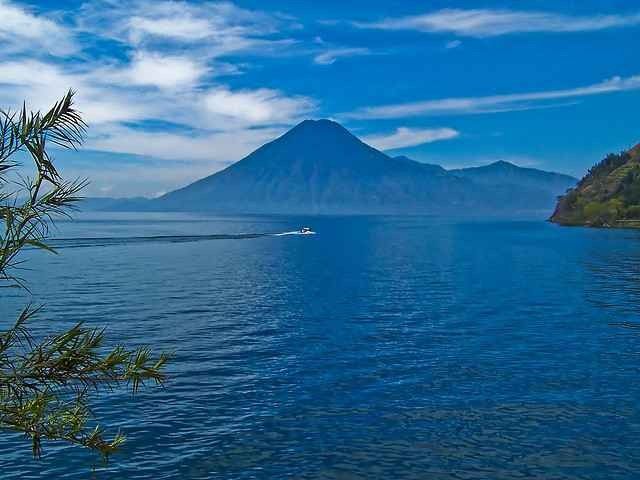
[{"x1": 1, "y1": 0, "x2": 639, "y2": 197}]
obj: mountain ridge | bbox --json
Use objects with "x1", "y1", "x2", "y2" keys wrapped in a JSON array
[
  {"x1": 154, "y1": 119, "x2": 478, "y2": 214},
  {"x1": 551, "y1": 142, "x2": 640, "y2": 227},
  {"x1": 95, "y1": 119, "x2": 577, "y2": 216}
]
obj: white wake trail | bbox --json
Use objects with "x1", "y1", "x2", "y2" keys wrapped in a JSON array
[{"x1": 273, "y1": 231, "x2": 316, "y2": 236}]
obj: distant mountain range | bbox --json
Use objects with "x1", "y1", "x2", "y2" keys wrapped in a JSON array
[
  {"x1": 86, "y1": 119, "x2": 577, "y2": 216},
  {"x1": 551, "y1": 142, "x2": 640, "y2": 227}
]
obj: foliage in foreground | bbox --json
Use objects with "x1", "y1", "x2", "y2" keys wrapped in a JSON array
[
  {"x1": 551, "y1": 143, "x2": 640, "y2": 227},
  {"x1": 0, "y1": 91, "x2": 170, "y2": 462}
]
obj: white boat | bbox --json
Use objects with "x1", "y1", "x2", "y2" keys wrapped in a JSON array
[{"x1": 299, "y1": 227, "x2": 316, "y2": 235}]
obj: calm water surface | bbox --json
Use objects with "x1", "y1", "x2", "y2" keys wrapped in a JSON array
[{"x1": 2, "y1": 213, "x2": 640, "y2": 479}]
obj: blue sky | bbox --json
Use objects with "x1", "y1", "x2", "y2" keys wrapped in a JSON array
[{"x1": 1, "y1": 0, "x2": 639, "y2": 197}]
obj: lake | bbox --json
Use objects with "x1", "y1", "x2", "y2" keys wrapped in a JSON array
[{"x1": 2, "y1": 213, "x2": 640, "y2": 479}]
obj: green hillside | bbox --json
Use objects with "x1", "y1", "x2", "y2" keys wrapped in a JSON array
[{"x1": 551, "y1": 143, "x2": 640, "y2": 227}]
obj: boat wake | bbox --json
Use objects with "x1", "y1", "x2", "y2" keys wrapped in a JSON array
[
  {"x1": 47, "y1": 231, "x2": 315, "y2": 249},
  {"x1": 273, "y1": 231, "x2": 317, "y2": 236}
]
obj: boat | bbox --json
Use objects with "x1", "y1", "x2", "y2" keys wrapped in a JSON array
[{"x1": 299, "y1": 227, "x2": 315, "y2": 235}]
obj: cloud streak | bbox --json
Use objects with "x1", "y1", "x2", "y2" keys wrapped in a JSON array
[
  {"x1": 0, "y1": 0, "x2": 318, "y2": 195},
  {"x1": 0, "y1": 57, "x2": 316, "y2": 137},
  {"x1": 203, "y1": 87, "x2": 316, "y2": 124},
  {"x1": 78, "y1": 0, "x2": 297, "y2": 57},
  {"x1": 123, "y1": 52, "x2": 208, "y2": 89},
  {"x1": 0, "y1": 0, "x2": 75, "y2": 55},
  {"x1": 86, "y1": 125, "x2": 284, "y2": 162},
  {"x1": 363, "y1": 127, "x2": 459, "y2": 150},
  {"x1": 348, "y1": 74, "x2": 640, "y2": 119},
  {"x1": 355, "y1": 8, "x2": 640, "y2": 37},
  {"x1": 314, "y1": 47, "x2": 372, "y2": 65}
]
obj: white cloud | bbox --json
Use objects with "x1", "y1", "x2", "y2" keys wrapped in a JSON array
[
  {"x1": 0, "y1": 1, "x2": 322, "y2": 196},
  {"x1": 124, "y1": 52, "x2": 207, "y2": 89},
  {"x1": 78, "y1": 0, "x2": 294, "y2": 57},
  {"x1": 0, "y1": 60, "x2": 73, "y2": 89},
  {"x1": 64, "y1": 125, "x2": 288, "y2": 197},
  {"x1": 355, "y1": 8, "x2": 640, "y2": 37},
  {"x1": 0, "y1": 60, "x2": 157, "y2": 124},
  {"x1": 61, "y1": 159, "x2": 218, "y2": 198},
  {"x1": 128, "y1": 12, "x2": 213, "y2": 43},
  {"x1": 0, "y1": 60, "x2": 316, "y2": 195},
  {"x1": 204, "y1": 87, "x2": 316, "y2": 124},
  {"x1": 445, "y1": 40, "x2": 462, "y2": 49},
  {"x1": 314, "y1": 47, "x2": 371, "y2": 65},
  {"x1": 0, "y1": 0, "x2": 75, "y2": 55},
  {"x1": 349, "y1": 74, "x2": 640, "y2": 119},
  {"x1": 0, "y1": 56, "x2": 316, "y2": 126},
  {"x1": 86, "y1": 124, "x2": 283, "y2": 162},
  {"x1": 363, "y1": 127, "x2": 459, "y2": 150}
]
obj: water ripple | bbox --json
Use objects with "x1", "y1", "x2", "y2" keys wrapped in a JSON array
[{"x1": 2, "y1": 215, "x2": 640, "y2": 479}]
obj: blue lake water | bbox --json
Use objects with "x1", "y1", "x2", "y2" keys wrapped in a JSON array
[{"x1": 2, "y1": 213, "x2": 640, "y2": 479}]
